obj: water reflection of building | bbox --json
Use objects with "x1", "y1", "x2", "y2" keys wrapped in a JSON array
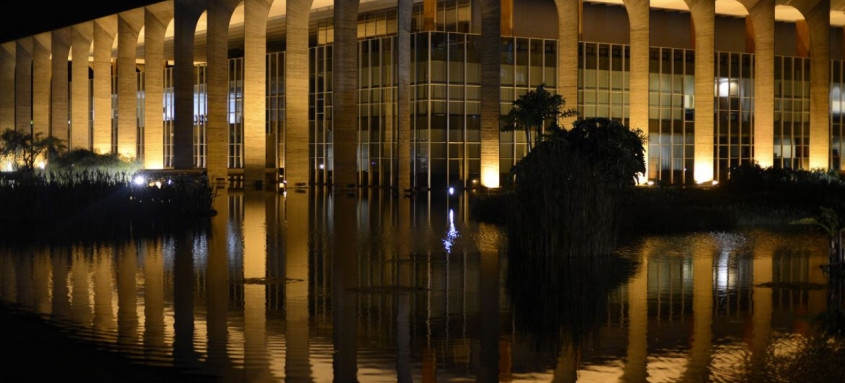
[{"x1": 0, "y1": 194, "x2": 834, "y2": 381}]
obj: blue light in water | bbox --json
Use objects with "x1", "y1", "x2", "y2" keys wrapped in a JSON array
[{"x1": 443, "y1": 209, "x2": 459, "y2": 254}]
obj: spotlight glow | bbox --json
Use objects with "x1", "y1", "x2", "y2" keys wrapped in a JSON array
[
  {"x1": 133, "y1": 175, "x2": 146, "y2": 186},
  {"x1": 448, "y1": 187, "x2": 455, "y2": 196}
]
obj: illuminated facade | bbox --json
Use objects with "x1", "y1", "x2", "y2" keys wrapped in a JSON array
[{"x1": 3, "y1": 0, "x2": 845, "y2": 188}]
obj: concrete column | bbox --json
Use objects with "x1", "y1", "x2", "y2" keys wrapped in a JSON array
[
  {"x1": 93, "y1": 16, "x2": 117, "y2": 154},
  {"x1": 623, "y1": 0, "x2": 649, "y2": 182},
  {"x1": 51, "y1": 28, "x2": 72, "y2": 143},
  {"x1": 397, "y1": 0, "x2": 412, "y2": 192},
  {"x1": 555, "y1": 0, "x2": 579, "y2": 128},
  {"x1": 284, "y1": 0, "x2": 313, "y2": 188},
  {"x1": 205, "y1": 0, "x2": 239, "y2": 186},
  {"x1": 333, "y1": 0, "x2": 360, "y2": 188},
  {"x1": 117, "y1": 10, "x2": 144, "y2": 159},
  {"x1": 685, "y1": 0, "x2": 715, "y2": 183},
  {"x1": 285, "y1": 192, "x2": 313, "y2": 380},
  {"x1": 32, "y1": 33, "x2": 51, "y2": 137},
  {"x1": 172, "y1": 0, "x2": 204, "y2": 169},
  {"x1": 244, "y1": 0, "x2": 272, "y2": 187},
  {"x1": 71, "y1": 23, "x2": 93, "y2": 150},
  {"x1": 480, "y1": 0, "x2": 501, "y2": 188},
  {"x1": 15, "y1": 38, "x2": 33, "y2": 133},
  {"x1": 144, "y1": 3, "x2": 173, "y2": 169},
  {"x1": 804, "y1": 0, "x2": 831, "y2": 169},
  {"x1": 744, "y1": 0, "x2": 775, "y2": 168},
  {"x1": 0, "y1": 43, "x2": 14, "y2": 132}
]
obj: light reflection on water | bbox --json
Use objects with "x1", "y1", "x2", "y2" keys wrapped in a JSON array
[{"x1": 0, "y1": 190, "x2": 834, "y2": 382}]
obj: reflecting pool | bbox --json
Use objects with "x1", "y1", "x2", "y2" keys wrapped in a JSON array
[{"x1": 0, "y1": 190, "x2": 839, "y2": 382}]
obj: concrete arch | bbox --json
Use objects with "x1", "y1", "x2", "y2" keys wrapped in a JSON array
[
  {"x1": 93, "y1": 15, "x2": 117, "y2": 154},
  {"x1": 144, "y1": 1, "x2": 174, "y2": 169}
]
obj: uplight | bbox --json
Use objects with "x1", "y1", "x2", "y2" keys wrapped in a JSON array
[{"x1": 133, "y1": 175, "x2": 146, "y2": 186}]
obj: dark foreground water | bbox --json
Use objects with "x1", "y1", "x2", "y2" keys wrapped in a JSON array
[{"x1": 0, "y1": 190, "x2": 839, "y2": 382}]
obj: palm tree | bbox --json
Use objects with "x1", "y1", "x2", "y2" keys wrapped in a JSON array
[{"x1": 502, "y1": 84, "x2": 576, "y2": 152}]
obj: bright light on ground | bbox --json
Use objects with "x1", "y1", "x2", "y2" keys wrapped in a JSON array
[{"x1": 133, "y1": 175, "x2": 146, "y2": 186}]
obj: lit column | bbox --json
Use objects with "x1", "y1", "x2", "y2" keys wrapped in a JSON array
[
  {"x1": 683, "y1": 237, "x2": 714, "y2": 381},
  {"x1": 747, "y1": 0, "x2": 774, "y2": 168},
  {"x1": 172, "y1": 0, "x2": 204, "y2": 169},
  {"x1": 804, "y1": 0, "x2": 831, "y2": 169},
  {"x1": 285, "y1": 192, "x2": 313, "y2": 380},
  {"x1": 332, "y1": 0, "x2": 360, "y2": 188},
  {"x1": 555, "y1": 0, "x2": 578, "y2": 127},
  {"x1": 480, "y1": 0, "x2": 501, "y2": 188},
  {"x1": 0, "y1": 43, "x2": 14, "y2": 132},
  {"x1": 284, "y1": 0, "x2": 313, "y2": 188},
  {"x1": 117, "y1": 10, "x2": 144, "y2": 159},
  {"x1": 51, "y1": 27, "x2": 72, "y2": 143},
  {"x1": 397, "y1": 0, "x2": 412, "y2": 191},
  {"x1": 244, "y1": 0, "x2": 272, "y2": 187},
  {"x1": 685, "y1": 0, "x2": 715, "y2": 183},
  {"x1": 144, "y1": 3, "x2": 173, "y2": 170},
  {"x1": 205, "y1": 0, "x2": 239, "y2": 186},
  {"x1": 624, "y1": 0, "x2": 649, "y2": 181},
  {"x1": 15, "y1": 37, "x2": 33, "y2": 133},
  {"x1": 32, "y1": 33, "x2": 51, "y2": 137},
  {"x1": 71, "y1": 22, "x2": 93, "y2": 150},
  {"x1": 93, "y1": 16, "x2": 117, "y2": 154}
]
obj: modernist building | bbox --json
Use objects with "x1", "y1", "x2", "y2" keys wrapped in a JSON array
[{"x1": 2, "y1": 0, "x2": 845, "y2": 189}]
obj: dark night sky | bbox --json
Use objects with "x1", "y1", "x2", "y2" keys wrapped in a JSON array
[{"x1": 0, "y1": 0, "x2": 162, "y2": 43}]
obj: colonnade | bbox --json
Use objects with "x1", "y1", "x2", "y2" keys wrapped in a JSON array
[{"x1": 0, "y1": 0, "x2": 841, "y2": 188}]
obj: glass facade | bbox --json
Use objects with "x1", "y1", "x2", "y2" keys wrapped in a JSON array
[
  {"x1": 267, "y1": 52, "x2": 285, "y2": 169},
  {"x1": 773, "y1": 56, "x2": 810, "y2": 169},
  {"x1": 577, "y1": 42, "x2": 629, "y2": 124},
  {"x1": 137, "y1": 70, "x2": 145, "y2": 161},
  {"x1": 831, "y1": 60, "x2": 845, "y2": 171},
  {"x1": 714, "y1": 51, "x2": 754, "y2": 181},
  {"x1": 193, "y1": 64, "x2": 208, "y2": 168},
  {"x1": 648, "y1": 47, "x2": 695, "y2": 185},
  {"x1": 164, "y1": 66, "x2": 174, "y2": 167},
  {"x1": 228, "y1": 57, "x2": 245, "y2": 169}
]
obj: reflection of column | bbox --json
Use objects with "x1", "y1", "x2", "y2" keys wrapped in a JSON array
[
  {"x1": 552, "y1": 344, "x2": 577, "y2": 383},
  {"x1": 0, "y1": 43, "x2": 14, "y2": 132},
  {"x1": 624, "y1": 0, "x2": 649, "y2": 181},
  {"x1": 243, "y1": 191, "x2": 272, "y2": 380},
  {"x1": 205, "y1": 0, "x2": 238, "y2": 185},
  {"x1": 144, "y1": 4, "x2": 173, "y2": 169},
  {"x1": 333, "y1": 193, "x2": 359, "y2": 381},
  {"x1": 479, "y1": 0, "x2": 500, "y2": 188},
  {"x1": 396, "y1": 198, "x2": 412, "y2": 383},
  {"x1": 244, "y1": 0, "x2": 271, "y2": 187},
  {"x1": 804, "y1": 0, "x2": 831, "y2": 169},
  {"x1": 172, "y1": 0, "x2": 203, "y2": 169},
  {"x1": 93, "y1": 246, "x2": 116, "y2": 335},
  {"x1": 808, "y1": 244, "x2": 827, "y2": 316},
  {"x1": 683, "y1": 238, "x2": 713, "y2": 381},
  {"x1": 32, "y1": 33, "x2": 51, "y2": 137},
  {"x1": 117, "y1": 10, "x2": 144, "y2": 159},
  {"x1": 51, "y1": 248, "x2": 71, "y2": 320},
  {"x1": 71, "y1": 248, "x2": 92, "y2": 325},
  {"x1": 15, "y1": 252, "x2": 33, "y2": 308},
  {"x1": 284, "y1": 0, "x2": 313, "y2": 187},
  {"x1": 206, "y1": 189, "x2": 230, "y2": 373},
  {"x1": 117, "y1": 244, "x2": 139, "y2": 345},
  {"x1": 32, "y1": 250, "x2": 52, "y2": 315},
  {"x1": 144, "y1": 240, "x2": 166, "y2": 353},
  {"x1": 15, "y1": 37, "x2": 32, "y2": 133},
  {"x1": 622, "y1": 257, "x2": 648, "y2": 382},
  {"x1": 478, "y1": 223, "x2": 499, "y2": 383},
  {"x1": 285, "y1": 191, "x2": 313, "y2": 380},
  {"x1": 51, "y1": 28, "x2": 72, "y2": 143},
  {"x1": 93, "y1": 16, "x2": 117, "y2": 154},
  {"x1": 747, "y1": 0, "x2": 774, "y2": 168},
  {"x1": 332, "y1": 0, "x2": 360, "y2": 188},
  {"x1": 750, "y1": 238, "x2": 773, "y2": 364},
  {"x1": 1, "y1": 256, "x2": 16, "y2": 304},
  {"x1": 71, "y1": 23, "x2": 93, "y2": 149},
  {"x1": 173, "y1": 233, "x2": 196, "y2": 367},
  {"x1": 685, "y1": 0, "x2": 715, "y2": 183},
  {"x1": 397, "y1": 0, "x2": 412, "y2": 191}
]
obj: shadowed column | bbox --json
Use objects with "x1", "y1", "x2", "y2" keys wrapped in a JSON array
[
  {"x1": 285, "y1": 191, "x2": 314, "y2": 380},
  {"x1": 15, "y1": 37, "x2": 33, "y2": 133},
  {"x1": 32, "y1": 33, "x2": 51, "y2": 137},
  {"x1": 93, "y1": 16, "x2": 117, "y2": 154},
  {"x1": 555, "y1": 0, "x2": 578, "y2": 128},
  {"x1": 397, "y1": 0, "x2": 412, "y2": 191},
  {"x1": 117, "y1": 10, "x2": 144, "y2": 159},
  {"x1": 244, "y1": 0, "x2": 272, "y2": 187},
  {"x1": 172, "y1": 0, "x2": 204, "y2": 169},
  {"x1": 744, "y1": 0, "x2": 775, "y2": 168},
  {"x1": 623, "y1": 0, "x2": 649, "y2": 181},
  {"x1": 205, "y1": 0, "x2": 239, "y2": 186},
  {"x1": 51, "y1": 28, "x2": 72, "y2": 143},
  {"x1": 144, "y1": 3, "x2": 173, "y2": 169},
  {"x1": 71, "y1": 23, "x2": 92, "y2": 149},
  {"x1": 284, "y1": 0, "x2": 313, "y2": 188},
  {"x1": 686, "y1": 0, "x2": 715, "y2": 183},
  {"x1": 333, "y1": 0, "x2": 361, "y2": 188},
  {"x1": 480, "y1": 0, "x2": 500, "y2": 188},
  {"x1": 333, "y1": 192, "x2": 359, "y2": 381},
  {"x1": 0, "y1": 43, "x2": 14, "y2": 132}
]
